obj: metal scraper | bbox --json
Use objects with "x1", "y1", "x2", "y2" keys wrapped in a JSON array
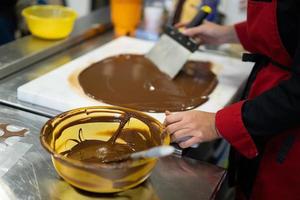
[{"x1": 145, "y1": 5, "x2": 212, "y2": 78}]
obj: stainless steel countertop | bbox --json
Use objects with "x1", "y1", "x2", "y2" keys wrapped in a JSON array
[
  {"x1": 0, "y1": 104, "x2": 225, "y2": 200},
  {"x1": 0, "y1": 8, "x2": 113, "y2": 118},
  {"x1": 0, "y1": 7, "x2": 111, "y2": 80},
  {"x1": 0, "y1": 32, "x2": 113, "y2": 118}
]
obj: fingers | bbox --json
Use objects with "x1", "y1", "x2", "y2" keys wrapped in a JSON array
[
  {"x1": 163, "y1": 110, "x2": 171, "y2": 126},
  {"x1": 164, "y1": 111, "x2": 189, "y2": 142},
  {"x1": 174, "y1": 22, "x2": 188, "y2": 29},
  {"x1": 166, "y1": 120, "x2": 185, "y2": 133},
  {"x1": 182, "y1": 26, "x2": 206, "y2": 37},
  {"x1": 179, "y1": 137, "x2": 201, "y2": 148},
  {"x1": 170, "y1": 128, "x2": 190, "y2": 142},
  {"x1": 164, "y1": 112, "x2": 183, "y2": 126},
  {"x1": 192, "y1": 37, "x2": 202, "y2": 45}
]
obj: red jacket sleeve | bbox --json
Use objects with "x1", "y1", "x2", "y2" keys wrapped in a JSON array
[
  {"x1": 215, "y1": 101, "x2": 259, "y2": 159},
  {"x1": 234, "y1": 21, "x2": 255, "y2": 52}
]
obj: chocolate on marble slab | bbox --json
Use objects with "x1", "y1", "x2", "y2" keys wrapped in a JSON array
[{"x1": 77, "y1": 54, "x2": 218, "y2": 112}]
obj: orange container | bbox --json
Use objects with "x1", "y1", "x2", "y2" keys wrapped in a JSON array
[{"x1": 110, "y1": 0, "x2": 142, "y2": 36}]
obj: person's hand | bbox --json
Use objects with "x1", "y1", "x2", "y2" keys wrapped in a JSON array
[
  {"x1": 175, "y1": 21, "x2": 239, "y2": 45},
  {"x1": 164, "y1": 110, "x2": 220, "y2": 148}
]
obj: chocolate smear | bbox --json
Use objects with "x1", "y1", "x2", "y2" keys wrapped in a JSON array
[
  {"x1": 0, "y1": 123, "x2": 28, "y2": 144},
  {"x1": 78, "y1": 54, "x2": 218, "y2": 112}
]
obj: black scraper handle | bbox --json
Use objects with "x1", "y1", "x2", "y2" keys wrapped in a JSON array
[
  {"x1": 164, "y1": 5, "x2": 212, "y2": 52},
  {"x1": 186, "y1": 5, "x2": 212, "y2": 28}
]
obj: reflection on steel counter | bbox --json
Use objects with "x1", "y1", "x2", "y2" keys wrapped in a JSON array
[
  {"x1": 48, "y1": 156, "x2": 225, "y2": 200},
  {"x1": 0, "y1": 7, "x2": 111, "y2": 79}
]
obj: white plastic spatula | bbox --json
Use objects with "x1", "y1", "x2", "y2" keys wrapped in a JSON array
[
  {"x1": 102, "y1": 146, "x2": 175, "y2": 163},
  {"x1": 145, "y1": 5, "x2": 212, "y2": 79}
]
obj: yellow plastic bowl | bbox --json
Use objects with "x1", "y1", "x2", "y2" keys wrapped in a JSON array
[
  {"x1": 22, "y1": 5, "x2": 77, "y2": 39},
  {"x1": 40, "y1": 106, "x2": 170, "y2": 193}
]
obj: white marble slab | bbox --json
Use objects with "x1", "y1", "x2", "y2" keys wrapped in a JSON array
[{"x1": 17, "y1": 37, "x2": 253, "y2": 122}]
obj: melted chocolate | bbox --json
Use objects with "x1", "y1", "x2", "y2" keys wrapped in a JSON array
[
  {"x1": 42, "y1": 108, "x2": 167, "y2": 189},
  {"x1": 59, "y1": 112, "x2": 159, "y2": 164},
  {"x1": 0, "y1": 123, "x2": 28, "y2": 144},
  {"x1": 78, "y1": 54, "x2": 218, "y2": 112}
]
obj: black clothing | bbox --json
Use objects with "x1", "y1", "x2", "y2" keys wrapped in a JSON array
[
  {"x1": 0, "y1": 0, "x2": 17, "y2": 45},
  {"x1": 230, "y1": 0, "x2": 300, "y2": 198},
  {"x1": 0, "y1": 0, "x2": 17, "y2": 18},
  {"x1": 242, "y1": 0, "x2": 300, "y2": 141}
]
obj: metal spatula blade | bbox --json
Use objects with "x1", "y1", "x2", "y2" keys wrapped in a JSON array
[
  {"x1": 145, "y1": 5, "x2": 212, "y2": 79},
  {"x1": 146, "y1": 34, "x2": 191, "y2": 78}
]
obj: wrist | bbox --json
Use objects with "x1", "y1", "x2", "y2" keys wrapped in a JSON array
[
  {"x1": 222, "y1": 25, "x2": 239, "y2": 44},
  {"x1": 215, "y1": 125, "x2": 222, "y2": 138},
  {"x1": 210, "y1": 113, "x2": 221, "y2": 139}
]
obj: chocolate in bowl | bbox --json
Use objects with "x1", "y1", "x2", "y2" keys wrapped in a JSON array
[
  {"x1": 40, "y1": 106, "x2": 170, "y2": 193},
  {"x1": 77, "y1": 54, "x2": 218, "y2": 112}
]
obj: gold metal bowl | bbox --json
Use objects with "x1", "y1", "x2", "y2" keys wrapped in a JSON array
[{"x1": 40, "y1": 106, "x2": 169, "y2": 193}]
